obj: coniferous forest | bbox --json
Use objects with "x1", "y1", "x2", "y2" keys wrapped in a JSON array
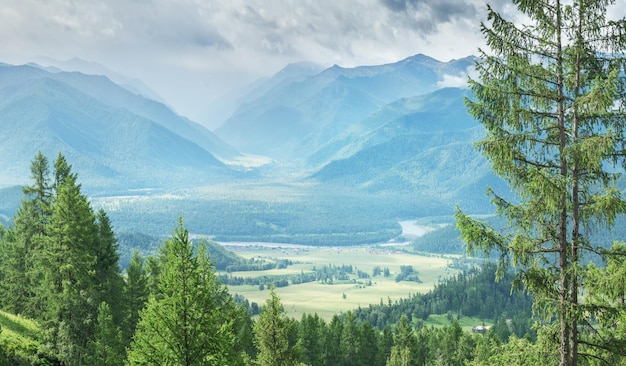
[
  {"x1": 0, "y1": 153, "x2": 539, "y2": 366},
  {"x1": 0, "y1": 152, "x2": 535, "y2": 366},
  {"x1": 0, "y1": 152, "x2": 624, "y2": 365}
]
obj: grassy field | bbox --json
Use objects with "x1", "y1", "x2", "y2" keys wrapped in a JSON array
[
  {"x1": 424, "y1": 314, "x2": 493, "y2": 332},
  {"x1": 221, "y1": 244, "x2": 460, "y2": 320}
]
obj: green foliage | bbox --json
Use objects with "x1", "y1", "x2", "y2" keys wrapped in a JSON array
[
  {"x1": 123, "y1": 249, "x2": 148, "y2": 342},
  {"x1": 42, "y1": 172, "x2": 99, "y2": 364},
  {"x1": 98, "y1": 189, "x2": 405, "y2": 246},
  {"x1": 253, "y1": 286, "x2": 299, "y2": 366},
  {"x1": 126, "y1": 219, "x2": 238, "y2": 365},
  {"x1": 354, "y1": 263, "x2": 533, "y2": 333},
  {"x1": 0, "y1": 152, "x2": 128, "y2": 364},
  {"x1": 456, "y1": 1, "x2": 626, "y2": 364},
  {"x1": 94, "y1": 209, "x2": 125, "y2": 328},
  {"x1": 87, "y1": 302, "x2": 124, "y2": 366},
  {"x1": 394, "y1": 265, "x2": 421, "y2": 283},
  {"x1": 387, "y1": 315, "x2": 419, "y2": 366},
  {"x1": 0, "y1": 310, "x2": 58, "y2": 365}
]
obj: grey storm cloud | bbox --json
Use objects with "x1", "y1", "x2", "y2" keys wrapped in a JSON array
[{"x1": 380, "y1": 0, "x2": 478, "y2": 33}]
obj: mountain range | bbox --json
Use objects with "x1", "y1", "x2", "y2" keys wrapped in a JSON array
[
  {"x1": 216, "y1": 54, "x2": 476, "y2": 161},
  {"x1": 0, "y1": 54, "x2": 505, "y2": 240},
  {"x1": 0, "y1": 63, "x2": 238, "y2": 191}
]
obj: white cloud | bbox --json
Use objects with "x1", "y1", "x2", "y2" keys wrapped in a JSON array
[
  {"x1": 10, "y1": 0, "x2": 608, "y2": 129},
  {"x1": 437, "y1": 73, "x2": 469, "y2": 89}
]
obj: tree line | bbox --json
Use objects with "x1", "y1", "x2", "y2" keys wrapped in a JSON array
[
  {"x1": 0, "y1": 153, "x2": 529, "y2": 365},
  {"x1": 2, "y1": 152, "x2": 626, "y2": 364}
]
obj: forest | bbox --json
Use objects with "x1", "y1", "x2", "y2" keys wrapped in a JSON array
[
  {"x1": 0, "y1": 152, "x2": 624, "y2": 365},
  {"x1": 0, "y1": 152, "x2": 531, "y2": 365}
]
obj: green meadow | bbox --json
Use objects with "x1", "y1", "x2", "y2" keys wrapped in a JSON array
[{"x1": 221, "y1": 244, "x2": 460, "y2": 320}]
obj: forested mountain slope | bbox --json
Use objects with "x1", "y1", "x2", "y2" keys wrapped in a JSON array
[
  {"x1": 216, "y1": 55, "x2": 476, "y2": 160},
  {"x1": 0, "y1": 64, "x2": 238, "y2": 190}
]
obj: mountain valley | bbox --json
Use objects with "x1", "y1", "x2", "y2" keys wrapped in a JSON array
[{"x1": 1, "y1": 54, "x2": 505, "y2": 248}]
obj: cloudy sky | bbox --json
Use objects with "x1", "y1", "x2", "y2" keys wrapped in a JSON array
[{"x1": 1, "y1": 0, "x2": 624, "y2": 129}]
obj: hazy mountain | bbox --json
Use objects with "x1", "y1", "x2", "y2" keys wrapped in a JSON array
[
  {"x1": 309, "y1": 87, "x2": 508, "y2": 210},
  {"x1": 0, "y1": 64, "x2": 237, "y2": 191},
  {"x1": 10, "y1": 63, "x2": 239, "y2": 161},
  {"x1": 216, "y1": 54, "x2": 476, "y2": 159},
  {"x1": 207, "y1": 61, "x2": 325, "y2": 132},
  {"x1": 33, "y1": 56, "x2": 168, "y2": 105}
]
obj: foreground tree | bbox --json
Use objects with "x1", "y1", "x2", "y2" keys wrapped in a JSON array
[
  {"x1": 253, "y1": 286, "x2": 299, "y2": 366},
  {"x1": 93, "y1": 209, "x2": 125, "y2": 328},
  {"x1": 456, "y1": 1, "x2": 626, "y2": 365},
  {"x1": 87, "y1": 302, "x2": 125, "y2": 366},
  {"x1": 0, "y1": 152, "x2": 52, "y2": 315},
  {"x1": 386, "y1": 315, "x2": 419, "y2": 366},
  {"x1": 126, "y1": 219, "x2": 237, "y2": 365},
  {"x1": 43, "y1": 173, "x2": 99, "y2": 364},
  {"x1": 124, "y1": 249, "x2": 148, "y2": 342}
]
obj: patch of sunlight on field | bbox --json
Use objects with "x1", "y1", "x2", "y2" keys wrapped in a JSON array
[
  {"x1": 424, "y1": 314, "x2": 493, "y2": 332},
  {"x1": 223, "y1": 244, "x2": 460, "y2": 321}
]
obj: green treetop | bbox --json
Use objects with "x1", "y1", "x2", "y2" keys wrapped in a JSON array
[
  {"x1": 126, "y1": 218, "x2": 237, "y2": 365},
  {"x1": 253, "y1": 286, "x2": 299, "y2": 366},
  {"x1": 456, "y1": 1, "x2": 626, "y2": 365}
]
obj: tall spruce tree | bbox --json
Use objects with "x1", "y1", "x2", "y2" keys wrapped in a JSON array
[
  {"x1": 93, "y1": 209, "x2": 125, "y2": 327},
  {"x1": 455, "y1": 1, "x2": 626, "y2": 365},
  {"x1": 124, "y1": 249, "x2": 148, "y2": 342},
  {"x1": 43, "y1": 172, "x2": 99, "y2": 364},
  {"x1": 126, "y1": 219, "x2": 237, "y2": 365},
  {"x1": 386, "y1": 315, "x2": 419, "y2": 366},
  {"x1": 253, "y1": 286, "x2": 299, "y2": 366},
  {"x1": 87, "y1": 302, "x2": 125, "y2": 366},
  {"x1": 0, "y1": 152, "x2": 53, "y2": 315},
  {"x1": 339, "y1": 311, "x2": 360, "y2": 366}
]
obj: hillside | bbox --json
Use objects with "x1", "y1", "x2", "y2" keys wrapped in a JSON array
[
  {"x1": 0, "y1": 64, "x2": 239, "y2": 191},
  {"x1": 216, "y1": 55, "x2": 476, "y2": 160}
]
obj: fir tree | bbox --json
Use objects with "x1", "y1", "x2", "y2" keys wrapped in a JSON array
[
  {"x1": 87, "y1": 302, "x2": 125, "y2": 366},
  {"x1": 127, "y1": 219, "x2": 237, "y2": 365},
  {"x1": 0, "y1": 152, "x2": 52, "y2": 316},
  {"x1": 42, "y1": 173, "x2": 99, "y2": 364},
  {"x1": 298, "y1": 313, "x2": 325, "y2": 366},
  {"x1": 455, "y1": 1, "x2": 626, "y2": 364},
  {"x1": 93, "y1": 209, "x2": 125, "y2": 327},
  {"x1": 124, "y1": 249, "x2": 148, "y2": 342},
  {"x1": 253, "y1": 286, "x2": 299, "y2": 366},
  {"x1": 339, "y1": 311, "x2": 360, "y2": 366},
  {"x1": 387, "y1": 315, "x2": 419, "y2": 366}
]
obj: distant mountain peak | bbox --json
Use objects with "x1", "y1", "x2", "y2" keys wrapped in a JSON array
[
  {"x1": 401, "y1": 53, "x2": 440, "y2": 64},
  {"x1": 216, "y1": 53, "x2": 478, "y2": 160},
  {"x1": 274, "y1": 61, "x2": 325, "y2": 78}
]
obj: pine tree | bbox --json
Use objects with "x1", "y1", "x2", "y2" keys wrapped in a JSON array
[
  {"x1": 584, "y1": 242, "x2": 626, "y2": 363},
  {"x1": 87, "y1": 302, "x2": 125, "y2": 366},
  {"x1": 324, "y1": 315, "x2": 344, "y2": 365},
  {"x1": 0, "y1": 152, "x2": 52, "y2": 315},
  {"x1": 387, "y1": 315, "x2": 419, "y2": 366},
  {"x1": 455, "y1": 1, "x2": 626, "y2": 365},
  {"x1": 253, "y1": 286, "x2": 299, "y2": 366},
  {"x1": 298, "y1": 313, "x2": 325, "y2": 366},
  {"x1": 126, "y1": 219, "x2": 237, "y2": 365},
  {"x1": 358, "y1": 321, "x2": 382, "y2": 366},
  {"x1": 339, "y1": 311, "x2": 360, "y2": 366},
  {"x1": 52, "y1": 152, "x2": 75, "y2": 194},
  {"x1": 124, "y1": 249, "x2": 148, "y2": 342},
  {"x1": 41, "y1": 172, "x2": 99, "y2": 364},
  {"x1": 93, "y1": 209, "x2": 125, "y2": 327}
]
